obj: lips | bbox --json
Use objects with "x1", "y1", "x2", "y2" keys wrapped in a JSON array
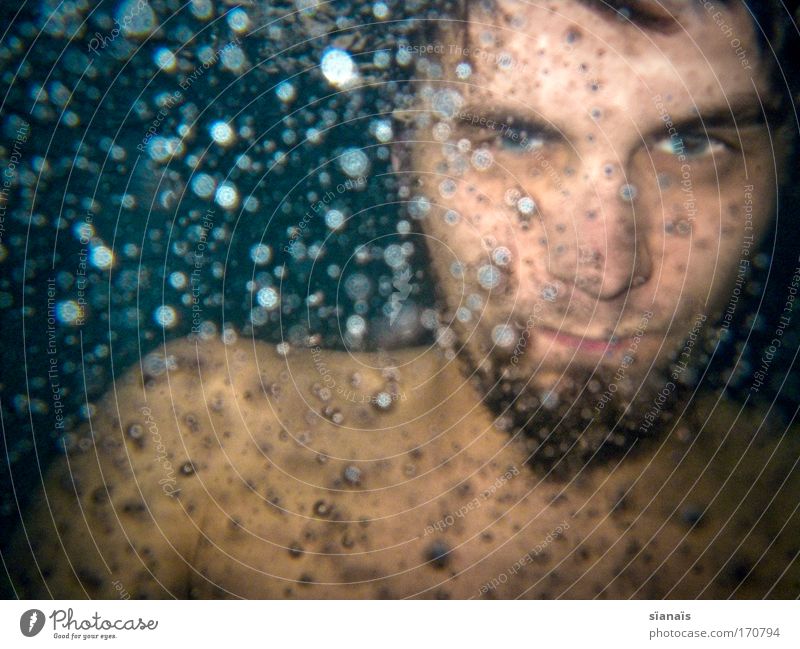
[{"x1": 537, "y1": 326, "x2": 623, "y2": 354}]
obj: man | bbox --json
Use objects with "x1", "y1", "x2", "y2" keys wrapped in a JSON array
[{"x1": 10, "y1": 0, "x2": 800, "y2": 598}]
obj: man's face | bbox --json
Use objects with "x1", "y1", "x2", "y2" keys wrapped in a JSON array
[{"x1": 402, "y1": 0, "x2": 785, "y2": 454}]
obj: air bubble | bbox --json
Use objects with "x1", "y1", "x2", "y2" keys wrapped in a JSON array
[
  {"x1": 431, "y1": 89, "x2": 464, "y2": 119},
  {"x1": 209, "y1": 121, "x2": 235, "y2": 146},
  {"x1": 432, "y1": 122, "x2": 451, "y2": 141},
  {"x1": 439, "y1": 179, "x2": 457, "y2": 197},
  {"x1": 191, "y1": 173, "x2": 216, "y2": 198},
  {"x1": 347, "y1": 314, "x2": 367, "y2": 337},
  {"x1": 90, "y1": 245, "x2": 114, "y2": 270},
  {"x1": 276, "y1": 81, "x2": 297, "y2": 104},
  {"x1": 321, "y1": 48, "x2": 358, "y2": 88},
  {"x1": 443, "y1": 209, "x2": 460, "y2": 225},
  {"x1": 541, "y1": 283, "x2": 559, "y2": 301},
  {"x1": 619, "y1": 183, "x2": 637, "y2": 202},
  {"x1": 154, "y1": 48, "x2": 176, "y2": 72},
  {"x1": 492, "y1": 246, "x2": 512, "y2": 266},
  {"x1": 257, "y1": 287, "x2": 280, "y2": 310},
  {"x1": 517, "y1": 196, "x2": 536, "y2": 214},
  {"x1": 373, "y1": 391, "x2": 393, "y2": 410},
  {"x1": 492, "y1": 324, "x2": 516, "y2": 348},
  {"x1": 227, "y1": 7, "x2": 250, "y2": 33},
  {"x1": 339, "y1": 147, "x2": 369, "y2": 178},
  {"x1": 154, "y1": 305, "x2": 178, "y2": 328},
  {"x1": 214, "y1": 183, "x2": 239, "y2": 209},
  {"x1": 477, "y1": 265, "x2": 501, "y2": 290},
  {"x1": 325, "y1": 209, "x2": 345, "y2": 230},
  {"x1": 343, "y1": 465, "x2": 362, "y2": 485},
  {"x1": 372, "y1": 2, "x2": 390, "y2": 20},
  {"x1": 471, "y1": 148, "x2": 493, "y2": 171},
  {"x1": 56, "y1": 300, "x2": 84, "y2": 324},
  {"x1": 250, "y1": 243, "x2": 273, "y2": 265}
]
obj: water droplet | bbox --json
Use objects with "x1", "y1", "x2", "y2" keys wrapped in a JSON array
[
  {"x1": 339, "y1": 147, "x2": 369, "y2": 178},
  {"x1": 154, "y1": 305, "x2": 178, "y2": 328},
  {"x1": 517, "y1": 196, "x2": 536, "y2": 214},
  {"x1": 321, "y1": 47, "x2": 358, "y2": 88},
  {"x1": 492, "y1": 246, "x2": 512, "y2": 266},
  {"x1": 426, "y1": 541, "x2": 452, "y2": 568},
  {"x1": 455, "y1": 62, "x2": 472, "y2": 79},
  {"x1": 209, "y1": 121, "x2": 235, "y2": 146},
  {"x1": 343, "y1": 465, "x2": 362, "y2": 485},
  {"x1": 372, "y1": 391, "x2": 393, "y2": 410},
  {"x1": 619, "y1": 183, "x2": 637, "y2": 202},
  {"x1": 276, "y1": 81, "x2": 297, "y2": 104},
  {"x1": 471, "y1": 148, "x2": 493, "y2": 171},
  {"x1": 313, "y1": 500, "x2": 331, "y2": 516},
  {"x1": 477, "y1": 265, "x2": 501, "y2": 290},
  {"x1": 492, "y1": 324, "x2": 516, "y2": 348}
]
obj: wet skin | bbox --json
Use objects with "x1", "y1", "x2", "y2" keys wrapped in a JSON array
[
  {"x1": 9, "y1": 1, "x2": 800, "y2": 598},
  {"x1": 8, "y1": 336, "x2": 800, "y2": 599}
]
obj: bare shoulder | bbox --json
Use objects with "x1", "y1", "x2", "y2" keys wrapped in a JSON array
[
  {"x1": 8, "y1": 335, "x2": 432, "y2": 598},
  {"x1": 8, "y1": 335, "x2": 255, "y2": 598}
]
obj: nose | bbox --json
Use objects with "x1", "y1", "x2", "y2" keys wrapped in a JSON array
[{"x1": 544, "y1": 162, "x2": 652, "y2": 301}]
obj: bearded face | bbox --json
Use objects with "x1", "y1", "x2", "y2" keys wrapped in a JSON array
[{"x1": 399, "y1": 0, "x2": 784, "y2": 471}]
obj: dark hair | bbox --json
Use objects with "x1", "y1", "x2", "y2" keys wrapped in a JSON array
[
  {"x1": 581, "y1": 1, "x2": 800, "y2": 100},
  {"x1": 427, "y1": 1, "x2": 800, "y2": 101}
]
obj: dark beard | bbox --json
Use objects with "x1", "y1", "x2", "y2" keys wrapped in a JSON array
[{"x1": 460, "y1": 344, "x2": 691, "y2": 480}]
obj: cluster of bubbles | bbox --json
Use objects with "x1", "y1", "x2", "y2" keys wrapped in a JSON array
[
  {"x1": 1, "y1": 0, "x2": 797, "y2": 559},
  {"x1": 0, "y1": 0, "x2": 465, "y2": 541}
]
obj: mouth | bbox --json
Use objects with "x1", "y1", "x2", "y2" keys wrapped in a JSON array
[{"x1": 537, "y1": 326, "x2": 623, "y2": 355}]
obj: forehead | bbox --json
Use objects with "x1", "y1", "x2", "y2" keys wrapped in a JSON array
[{"x1": 443, "y1": 0, "x2": 771, "y2": 125}]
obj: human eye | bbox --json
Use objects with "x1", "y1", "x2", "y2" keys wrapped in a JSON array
[
  {"x1": 653, "y1": 132, "x2": 730, "y2": 159},
  {"x1": 498, "y1": 128, "x2": 547, "y2": 153},
  {"x1": 471, "y1": 122, "x2": 548, "y2": 155}
]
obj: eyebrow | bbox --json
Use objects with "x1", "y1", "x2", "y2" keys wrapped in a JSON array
[
  {"x1": 455, "y1": 105, "x2": 564, "y2": 138},
  {"x1": 457, "y1": 97, "x2": 777, "y2": 139},
  {"x1": 676, "y1": 101, "x2": 782, "y2": 129}
]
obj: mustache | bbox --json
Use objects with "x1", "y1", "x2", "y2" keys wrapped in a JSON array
[{"x1": 509, "y1": 308, "x2": 657, "y2": 339}]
